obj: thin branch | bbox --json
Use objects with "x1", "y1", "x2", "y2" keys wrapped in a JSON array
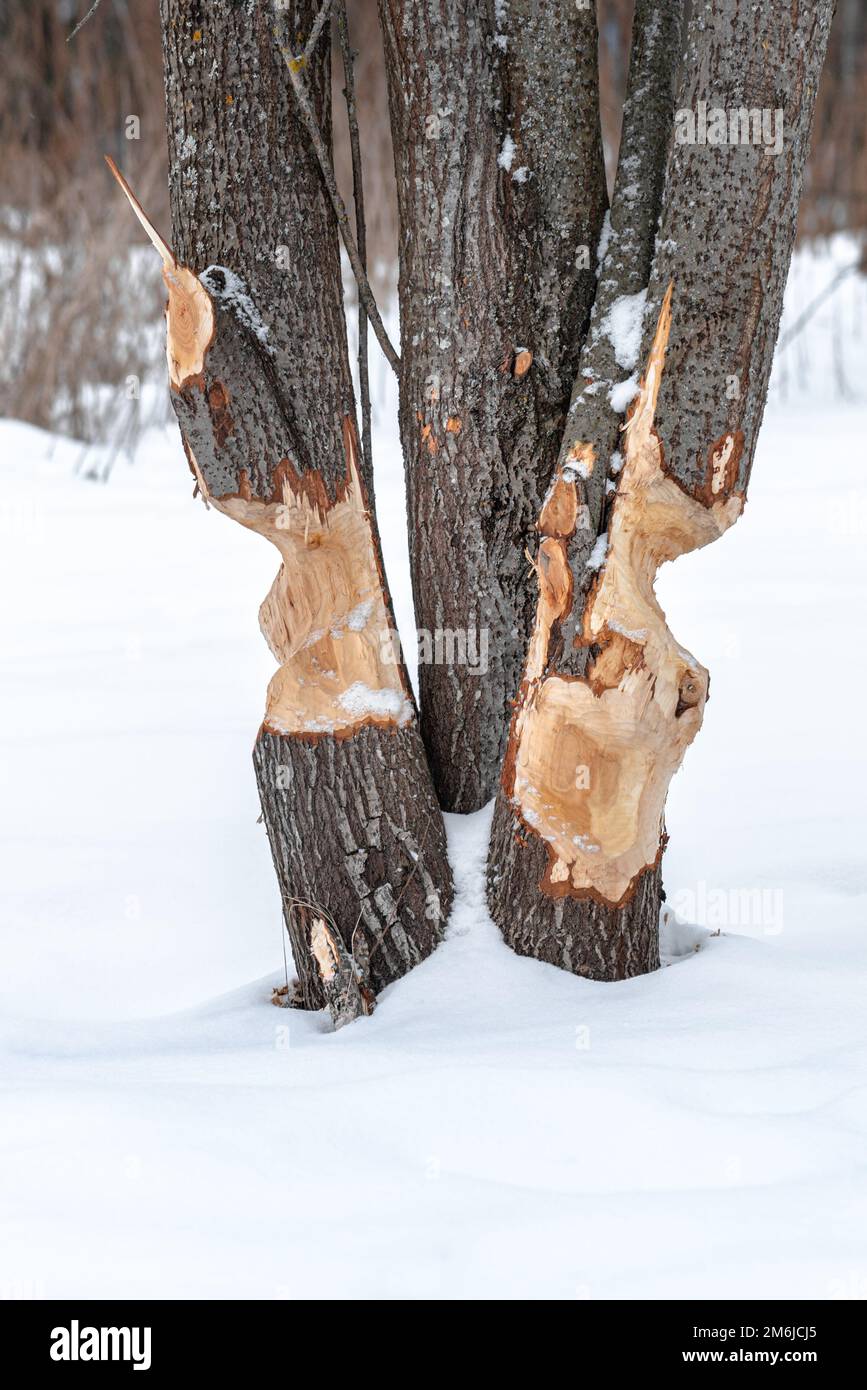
[
  {"x1": 335, "y1": 0, "x2": 373, "y2": 480},
  {"x1": 776, "y1": 262, "x2": 858, "y2": 351},
  {"x1": 67, "y1": 1, "x2": 103, "y2": 44},
  {"x1": 300, "y1": 0, "x2": 336, "y2": 65},
  {"x1": 272, "y1": 3, "x2": 401, "y2": 375}
]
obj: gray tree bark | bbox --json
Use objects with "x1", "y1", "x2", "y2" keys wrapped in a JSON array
[
  {"x1": 378, "y1": 0, "x2": 608, "y2": 811},
  {"x1": 154, "y1": 0, "x2": 452, "y2": 1018},
  {"x1": 488, "y1": 0, "x2": 835, "y2": 980}
]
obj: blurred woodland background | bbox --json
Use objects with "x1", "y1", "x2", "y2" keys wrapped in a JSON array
[{"x1": 1, "y1": 0, "x2": 865, "y2": 451}]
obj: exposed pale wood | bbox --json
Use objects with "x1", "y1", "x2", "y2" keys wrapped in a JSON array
[
  {"x1": 116, "y1": 169, "x2": 410, "y2": 745},
  {"x1": 489, "y1": 0, "x2": 835, "y2": 981},
  {"x1": 309, "y1": 915, "x2": 375, "y2": 1029},
  {"x1": 104, "y1": 155, "x2": 175, "y2": 265},
  {"x1": 487, "y1": 0, "x2": 686, "y2": 976},
  {"x1": 215, "y1": 422, "x2": 413, "y2": 739},
  {"x1": 138, "y1": 0, "x2": 454, "y2": 1017},
  {"x1": 508, "y1": 287, "x2": 742, "y2": 906},
  {"x1": 105, "y1": 156, "x2": 214, "y2": 388},
  {"x1": 513, "y1": 350, "x2": 533, "y2": 381}
]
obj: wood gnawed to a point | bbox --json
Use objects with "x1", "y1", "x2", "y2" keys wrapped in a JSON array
[
  {"x1": 215, "y1": 422, "x2": 414, "y2": 740},
  {"x1": 108, "y1": 162, "x2": 414, "y2": 746},
  {"x1": 104, "y1": 156, "x2": 214, "y2": 389},
  {"x1": 116, "y1": 4, "x2": 455, "y2": 1025},
  {"x1": 506, "y1": 284, "x2": 745, "y2": 907}
]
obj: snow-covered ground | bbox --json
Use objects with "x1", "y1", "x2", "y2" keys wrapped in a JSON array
[{"x1": 1, "y1": 245, "x2": 866, "y2": 1300}]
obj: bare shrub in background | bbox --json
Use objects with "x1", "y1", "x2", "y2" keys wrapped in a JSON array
[
  {"x1": 1, "y1": 0, "x2": 864, "y2": 455},
  {"x1": 0, "y1": 0, "x2": 169, "y2": 455},
  {"x1": 331, "y1": 0, "x2": 398, "y2": 293},
  {"x1": 800, "y1": 0, "x2": 867, "y2": 239}
]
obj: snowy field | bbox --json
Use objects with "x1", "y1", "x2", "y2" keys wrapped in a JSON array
[{"x1": 1, "y1": 243, "x2": 866, "y2": 1300}]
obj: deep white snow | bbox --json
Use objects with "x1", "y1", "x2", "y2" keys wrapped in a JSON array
[{"x1": 0, "y1": 243, "x2": 866, "y2": 1300}]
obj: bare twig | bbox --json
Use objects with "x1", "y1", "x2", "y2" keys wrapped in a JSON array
[
  {"x1": 777, "y1": 262, "x2": 859, "y2": 351},
  {"x1": 66, "y1": 1, "x2": 103, "y2": 44},
  {"x1": 300, "y1": 0, "x2": 336, "y2": 65},
  {"x1": 335, "y1": 0, "x2": 373, "y2": 480},
  {"x1": 272, "y1": 3, "x2": 400, "y2": 374}
]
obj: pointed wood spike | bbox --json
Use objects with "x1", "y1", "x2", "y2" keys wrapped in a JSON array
[{"x1": 104, "y1": 156, "x2": 177, "y2": 267}]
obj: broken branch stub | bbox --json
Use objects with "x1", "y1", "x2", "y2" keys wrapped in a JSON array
[
  {"x1": 108, "y1": 158, "x2": 452, "y2": 1012},
  {"x1": 104, "y1": 157, "x2": 214, "y2": 391},
  {"x1": 503, "y1": 286, "x2": 743, "y2": 907},
  {"x1": 309, "y1": 914, "x2": 375, "y2": 1030}
]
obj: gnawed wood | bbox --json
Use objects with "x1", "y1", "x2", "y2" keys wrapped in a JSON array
[
  {"x1": 486, "y1": 0, "x2": 687, "y2": 977},
  {"x1": 506, "y1": 286, "x2": 743, "y2": 907},
  {"x1": 110, "y1": 134, "x2": 452, "y2": 1013},
  {"x1": 490, "y1": 0, "x2": 832, "y2": 981},
  {"x1": 309, "y1": 915, "x2": 375, "y2": 1030},
  {"x1": 105, "y1": 156, "x2": 214, "y2": 389},
  {"x1": 111, "y1": 159, "x2": 412, "y2": 744},
  {"x1": 214, "y1": 422, "x2": 413, "y2": 740},
  {"x1": 162, "y1": 265, "x2": 214, "y2": 391},
  {"x1": 104, "y1": 155, "x2": 175, "y2": 264}
]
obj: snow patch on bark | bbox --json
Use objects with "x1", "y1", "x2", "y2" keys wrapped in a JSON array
[
  {"x1": 602, "y1": 289, "x2": 647, "y2": 371},
  {"x1": 585, "y1": 532, "x2": 609, "y2": 571},
  {"x1": 494, "y1": 0, "x2": 509, "y2": 50},
  {"x1": 596, "y1": 211, "x2": 612, "y2": 272},
  {"x1": 498, "y1": 134, "x2": 516, "y2": 171},
  {"x1": 609, "y1": 374, "x2": 640, "y2": 413},
  {"x1": 200, "y1": 266, "x2": 274, "y2": 355}
]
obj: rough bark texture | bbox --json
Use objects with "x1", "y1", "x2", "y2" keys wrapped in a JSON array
[
  {"x1": 305, "y1": 912, "x2": 376, "y2": 1030},
  {"x1": 378, "y1": 0, "x2": 608, "y2": 810},
  {"x1": 156, "y1": 0, "x2": 452, "y2": 1015},
  {"x1": 489, "y1": 0, "x2": 683, "y2": 978},
  {"x1": 489, "y1": 0, "x2": 835, "y2": 980}
]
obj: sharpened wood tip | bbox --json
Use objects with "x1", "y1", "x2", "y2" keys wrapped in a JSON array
[{"x1": 104, "y1": 155, "x2": 177, "y2": 267}]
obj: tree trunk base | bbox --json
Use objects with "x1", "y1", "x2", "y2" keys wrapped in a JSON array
[
  {"x1": 487, "y1": 797, "x2": 662, "y2": 981},
  {"x1": 254, "y1": 725, "x2": 452, "y2": 1010}
]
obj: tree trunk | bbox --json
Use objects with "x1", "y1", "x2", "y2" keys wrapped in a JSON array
[
  {"x1": 487, "y1": 0, "x2": 683, "y2": 978},
  {"x1": 488, "y1": 0, "x2": 835, "y2": 980},
  {"x1": 378, "y1": 0, "x2": 608, "y2": 810},
  {"x1": 146, "y1": 0, "x2": 452, "y2": 1020}
]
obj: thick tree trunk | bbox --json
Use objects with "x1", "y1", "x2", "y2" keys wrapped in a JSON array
[
  {"x1": 378, "y1": 0, "x2": 607, "y2": 810},
  {"x1": 488, "y1": 0, "x2": 835, "y2": 980},
  {"x1": 488, "y1": 0, "x2": 683, "y2": 978},
  {"x1": 147, "y1": 0, "x2": 451, "y2": 1019}
]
